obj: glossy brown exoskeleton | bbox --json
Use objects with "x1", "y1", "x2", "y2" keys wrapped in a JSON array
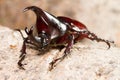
[{"x1": 16, "y1": 6, "x2": 114, "y2": 70}]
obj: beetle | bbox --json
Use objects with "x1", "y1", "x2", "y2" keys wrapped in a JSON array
[{"x1": 16, "y1": 6, "x2": 114, "y2": 70}]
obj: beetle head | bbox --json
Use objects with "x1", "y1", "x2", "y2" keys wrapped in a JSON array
[{"x1": 34, "y1": 31, "x2": 50, "y2": 49}]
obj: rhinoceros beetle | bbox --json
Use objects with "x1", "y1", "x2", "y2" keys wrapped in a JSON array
[{"x1": 16, "y1": 6, "x2": 114, "y2": 70}]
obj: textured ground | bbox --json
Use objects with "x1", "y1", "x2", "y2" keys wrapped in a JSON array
[
  {"x1": 0, "y1": 0, "x2": 120, "y2": 80},
  {"x1": 0, "y1": 26, "x2": 120, "y2": 80}
]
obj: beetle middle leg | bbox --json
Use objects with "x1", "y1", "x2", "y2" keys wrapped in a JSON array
[{"x1": 49, "y1": 34, "x2": 74, "y2": 71}]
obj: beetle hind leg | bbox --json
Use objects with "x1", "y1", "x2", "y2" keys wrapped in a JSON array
[{"x1": 83, "y1": 31, "x2": 114, "y2": 49}]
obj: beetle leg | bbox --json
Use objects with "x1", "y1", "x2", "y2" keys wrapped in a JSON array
[
  {"x1": 14, "y1": 26, "x2": 33, "y2": 39},
  {"x1": 52, "y1": 45, "x2": 65, "y2": 51},
  {"x1": 14, "y1": 29, "x2": 25, "y2": 40},
  {"x1": 49, "y1": 34, "x2": 74, "y2": 71},
  {"x1": 18, "y1": 38, "x2": 28, "y2": 70},
  {"x1": 15, "y1": 27, "x2": 37, "y2": 47},
  {"x1": 16, "y1": 27, "x2": 40, "y2": 47},
  {"x1": 82, "y1": 30, "x2": 114, "y2": 49}
]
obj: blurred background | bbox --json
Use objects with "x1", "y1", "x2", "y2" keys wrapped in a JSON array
[{"x1": 0, "y1": 0, "x2": 120, "y2": 46}]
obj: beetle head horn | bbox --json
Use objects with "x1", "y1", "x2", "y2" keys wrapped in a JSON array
[{"x1": 23, "y1": 6, "x2": 39, "y2": 12}]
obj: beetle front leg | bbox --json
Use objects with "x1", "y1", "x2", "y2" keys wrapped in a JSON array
[
  {"x1": 18, "y1": 38, "x2": 28, "y2": 70},
  {"x1": 82, "y1": 31, "x2": 114, "y2": 49},
  {"x1": 49, "y1": 34, "x2": 74, "y2": 71},
  {"x1": 14, "y1": 29, "x2": 25, "y2": 40}
]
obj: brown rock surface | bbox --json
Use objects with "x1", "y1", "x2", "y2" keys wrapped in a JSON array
[{"x1": 0, "y1": 25, "x2": 120, "y2": 80}]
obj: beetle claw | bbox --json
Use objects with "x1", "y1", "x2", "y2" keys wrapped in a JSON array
[
  {"x1": 18, "y1": 62, "x2": 26, "y2": 70},
  {"x1": 49, "y1": 57, "x2": 63, "y2": 71},
  {"x1": 105, "y1": 41, "x2": 110, "y2": 49},
  {"x1": 105, "y1": 40, "x2": 114, "y2": 49}
]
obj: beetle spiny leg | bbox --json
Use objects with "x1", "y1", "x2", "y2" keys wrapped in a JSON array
[
  {"x1": 18, "y1": 38, "x2": 28, "y2": 70},
  {"x1": 14, "y1": 29, "x2": 25, "y2": 40},
  {"x1": 84, "y1": 31, "x2": 114, "y2": 49},
  {"x1": 49, "y1": 54, "x2": 67, "y2": 71},
  {"x1": 18, "y1": 53, "x2": 26, "y2": 70}
]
